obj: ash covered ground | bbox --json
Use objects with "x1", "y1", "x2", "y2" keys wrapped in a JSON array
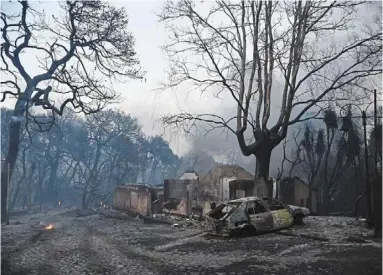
[{"x1": 2, "y1": 209, "x2": 382, "y2": 275}]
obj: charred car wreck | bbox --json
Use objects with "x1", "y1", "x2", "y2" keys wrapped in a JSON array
[{"x1": 205, "y1": 197, "x2": 310, "y2": 237}]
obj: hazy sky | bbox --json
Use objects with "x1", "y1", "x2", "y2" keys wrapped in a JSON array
[
  {"x1": 1, "y1": 0, "x2": 381, "y2": 167},
  {"x1": 1, "y1": 0, "x2": 240, "y2": 157}
]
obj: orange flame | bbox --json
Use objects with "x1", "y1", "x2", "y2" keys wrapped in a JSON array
[{"x1": 45, "y1": 224, "x2": 54, "y2": 230}]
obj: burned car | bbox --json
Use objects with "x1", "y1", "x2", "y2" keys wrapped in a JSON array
[
  {"x1": 205, "y1": 196, "x2": 310, "y2": 237},
  {"x1": 262, "y1": 197, "x2": 310, "y2": 225}
]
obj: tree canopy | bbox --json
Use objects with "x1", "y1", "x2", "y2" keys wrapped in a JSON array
[{"x1": 158, "y1": 0, "x2": 382, "y2": 197}]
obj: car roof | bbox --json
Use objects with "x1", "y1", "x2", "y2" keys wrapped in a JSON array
[{"x1": 227, "y1": 196, "x2": 261, "y2": 203}]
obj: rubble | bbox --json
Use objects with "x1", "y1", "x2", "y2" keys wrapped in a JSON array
[
  {"x1": 2, "y1": 208, "x2": 381, "y2": 275},
  {"x1": 345, "y1": 235, "x2": 369, "y2": 243},
  {"x1": 278, "y1": 216, "x2": 376, "y2": 243}
]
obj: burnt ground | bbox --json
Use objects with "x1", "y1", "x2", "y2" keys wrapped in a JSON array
[{"x1": 1, "y1": 209, "x2": 382, "y2": 275}]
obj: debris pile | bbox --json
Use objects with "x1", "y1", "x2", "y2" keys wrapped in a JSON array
[{"x1": 152, "y1": 213, "x2": 205, "y2": 229}]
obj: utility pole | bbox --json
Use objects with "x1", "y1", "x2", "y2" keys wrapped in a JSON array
[
  {"x1": 362, "y1": 111, "x2": 372, "y2": 224},
  {"x1": 374, "y1": 89, "x2": 378, "y2": 174},
  {"x1": 373, "y1": 88, "x2": 381, "y2": 237},
  {"x1": 6, "y1": 163, "x2": 10, "y2": 225}
]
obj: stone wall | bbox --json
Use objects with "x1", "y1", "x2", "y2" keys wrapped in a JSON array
[{"x1": 279, "y1": 177, "x2": 317, "y2": 212}]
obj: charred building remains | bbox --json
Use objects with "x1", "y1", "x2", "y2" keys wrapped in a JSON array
[{"x1": 113, "y1": 184, "x2": 164, "y2": 216}]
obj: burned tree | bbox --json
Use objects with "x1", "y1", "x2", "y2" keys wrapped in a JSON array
[
  {"x1": 158, "y1": 1, "x2": 382, "y2": 201},
  {"x1": 301, "y1": 125, "x2": 325, "y2": 212},
  {"x1": 1, "y1": 0, "x2": 143, "y2": 222},
  {"x1": 277, "y1": 129, "x2": 305, "y2": 180}
]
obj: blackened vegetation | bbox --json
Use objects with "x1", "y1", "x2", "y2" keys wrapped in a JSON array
[
  {"x1": 1, "y1": 107, "x2": 180, "y2": 214},
  {"x1": 1, "y1": 0, "x2": 144, "y2": 222}
]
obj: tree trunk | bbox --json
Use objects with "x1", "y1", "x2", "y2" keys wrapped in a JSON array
[
  {"x1": 1, "y1": 84, "x2": 35, "y2": 222},
  {"x1": 316, "y1": 186, "x2": 321, "y2": 215},
  {"x1": 22, "y1": 163, "x2": 36, "y2": 209},
  {"x1": 81, "y1": 189, "x2": 86, "y2": 209},
  {"x1": 321, "y1": 184, "x2": 330, "y2": 215},
  {"x1": 352, "y1": 157, "x2": 359, "y2": 211},
  {"x1": 9, "y1": 148, "x2": 27, "y2": 211},
  {"x1": 308, "y1": 185, "x2": 313, "y2": 213},
  {"x1": 81, "y1": 144, "x2": 102, "y2": 209},
  {"x1": 32, "y1": 167, "x2": 47, "y2": 205},
  {"x1": 81, "y1": 190, "x2": 88, "y2": 210},
  {"x1": 255, "y1": 145, "x2": 273, "y2": 202},
  {"x1": 150, "y1": 160, "x2": 158, "y2": 184},
  {"x1": 39, "y1": 180, "x2": 48, "y2": 212},
  {"x1": 47, "y1": 149, "x2": 61, "y2": 207},
  {"x1": 373, "y1": 175, "x2": 382, "y2": 237},
  {"x1": 1, "y1": 114, "x2": 23, "y2": 223},
  {"x1": 322, "y1": 128, "x2": 335, "y2": 215}
]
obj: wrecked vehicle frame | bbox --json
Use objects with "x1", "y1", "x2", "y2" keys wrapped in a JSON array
[{"x1": 205, "y1": 197, "x2": 309, "y2": 237}]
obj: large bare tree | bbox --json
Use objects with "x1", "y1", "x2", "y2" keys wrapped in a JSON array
[
  {"x1": 1, "y1": 0, "x2": 143, "y2": 222},
  {"x1": 158, "y1": 0, "x2": 382, "y2": 200}
]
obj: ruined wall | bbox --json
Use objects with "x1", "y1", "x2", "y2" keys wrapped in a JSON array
[
  {"x1": 197, "y1": 179, "x2": 218, "y2": 201},
  {"x1": 311, "y1": 190, "x2": 317, "y2": 213},
  {"x1": 293, "y1": 179, "x2": 309, "y2": 206},
  {"x1": 202, "y1": 201, "x2": 211, "y2": 216},
  {"x1": 229, "y1": 180, "x2": 255, "y2": 200},
  {"x1": 113, "y1": 185, "x2": 151, "y2": 216},
  {"x1": 219, "y1": 177, "x2": 236, "y2": 202},
  {"x1": 280, "y1": 178, "x2": 295, "y2": 205},
  {"x1": 139, "y1": 188, "x2": 151, "y2": 216},
  {"x1": 164, "y1": 179, "x2": 189, "y2": 199},
  {"x1": 113, "y1": 187, "x2": 131, "y2": 210},
  {"x1": 179, "y1": 172, "x2": 198, "y2": 180},
  {"x1": 152, "y1": 188, "x2": 164, "y2": 214},
  {"x1": 290, "y1": 177, "x2": 316, "y2": 212},
  {"x1": 200, "y1": 164, "x2": 254, "y2": 204},
  {"x1": 163, "y1": 179, "x2": 198, "y2": 216},
  {"x1": 163, "y1": 198, "x2": 188, "y2": 216}
]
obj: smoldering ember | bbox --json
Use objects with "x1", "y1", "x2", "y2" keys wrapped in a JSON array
[{"x1": 1, "y1": 1, "x2": 382, "y2": 275}]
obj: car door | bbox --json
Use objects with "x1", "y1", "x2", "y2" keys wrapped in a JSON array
[
  {"x1": 271, "y1": 206, "x2": 294, "y2": 230},
  {"x1": 246, "y1": 200, "x2": 273, "y2": 232},
  {"x1": 262, "y1": 198, "x2": 294, "y2": 230}
]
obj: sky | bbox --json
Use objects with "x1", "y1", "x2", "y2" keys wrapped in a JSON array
[
  {"x1": 1, "y1": 0, "x2": 381, "y2": 174},
  {"x1": 1, "y1": 0, "x2": 238, "y2": 157},
  {"x1": 111, "y1": 1, "x2": 239, "y2": 155}
]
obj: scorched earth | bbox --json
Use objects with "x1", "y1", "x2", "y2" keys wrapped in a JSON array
[{"x1": 1, "y1": 209, "x2": 382, "y2": 275}]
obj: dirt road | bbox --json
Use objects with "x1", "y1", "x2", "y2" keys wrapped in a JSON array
[{"x1": 2, "y1": 210, "x2": 382, "y2": 275}]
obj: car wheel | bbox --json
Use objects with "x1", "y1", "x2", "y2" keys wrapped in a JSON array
[
  {"x1": 241, "y1": 225, "x2": 254, "y2": 237},
  {"x1": 294, "y1": 213, "x2": 304, "y2": 225}
]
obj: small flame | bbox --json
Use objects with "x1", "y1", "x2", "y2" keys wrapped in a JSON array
[
  {"x1": 58, "y1": 201, "x2": 62, "y2": 206},
  {"x1": 45, "y1": 224, "x2": 54, "y2": 230},
  {"x1": 100, "y1": 201, "x2": 103, "y2": 206}
]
